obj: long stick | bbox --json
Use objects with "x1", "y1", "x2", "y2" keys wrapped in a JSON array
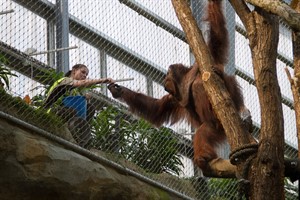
[{"x1": 114, "y1": 78, "x2": 134, "y2": 82}]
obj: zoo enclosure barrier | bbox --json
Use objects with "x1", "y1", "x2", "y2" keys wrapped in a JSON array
[{"x1": 0, "y1": 0, "x2": 298, "y2": 199}]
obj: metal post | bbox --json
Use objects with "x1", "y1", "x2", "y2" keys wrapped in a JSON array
[
  {"x1": 146, "y1": 78, "x2": 153, "y2": 97},
  {"x1": 47, "y1": 20, "x2": 56, "y2": 68},
  {"x1": 99, "y1": 49, "x2": 108, "y2": 95},
  {"x1": 55, "y1": 0, "x2": 70, "y2": 74},
  {"x1": 224, "y1": 1, "x2": 236, "y2": 75}
]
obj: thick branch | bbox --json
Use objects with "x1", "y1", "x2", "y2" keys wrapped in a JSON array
[
  {"x1": 171, "y1": 0, "x2": 250, "y2": 156},
  {"x1": 205, "y1": 158, "x2": 300, "y2": 181},
  {"x1": 246, "y1": 0, "x2": 300, "y2": 31},
  {"x1": 291, "y1": 1, "x2": 300, "y2": 157},
  {"x1": 291, "y1": 0, "x2": 300, "y2": 9},
  {"x1": 285, "y1": 68, "x2": 300, "y2": 158},
  {"x1": 229, "y1": 0, "x2": 258, "y2": 41},
  {"x1": 229, "y1": 0, "x2": 251, "y2": 29}
]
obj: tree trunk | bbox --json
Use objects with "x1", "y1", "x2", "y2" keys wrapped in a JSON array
[{"x1": 247, "y1": 8, "x2": 285, "y2": 200}]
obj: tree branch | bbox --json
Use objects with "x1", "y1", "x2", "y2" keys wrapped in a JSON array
[
  {"x1": 229, "y1": 0, "x2": 251, "y2": 29},
  {"x1": 290, "y1": 1, "x2": 300, "y2": 157},
  {"x1": 246, "y1": 0, "x2": 300, "y2": 31},
  {"x1": 229, "y1": 0, "x2": 259, "y2": 42}
]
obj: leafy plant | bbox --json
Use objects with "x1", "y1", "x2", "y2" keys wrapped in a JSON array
[
  {"x1": 30, "y1": 69, "x2": 65, "y2": 107},
  {"x1": 0, "y1": 88, "x2": 63, "y2": 132},
  {"x1": 38, "y1": 68, "x2": 65, "y2": 85},
  {"x1": 197, "y1": 177, "x2": 299, "y2": 200},
  {"x1": 128, "y1": 121, "x2": 184, "y2": 175},
  {"x1": 0, "y1": 54, "x2": 17, "y2": 89},
  {"x1": 207, "y1": 178, "x2": 241, "y2": 200},
  {"x1": 91, "y1": 105, "x2": 129, "y2": 152},
  {"x1": 91, "y1": 105, "x2": 184, "y2": 175}
]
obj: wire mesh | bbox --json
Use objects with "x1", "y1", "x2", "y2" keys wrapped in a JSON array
[{"x1": 0, "y1": 0, "x2": 298, "y2": 199}]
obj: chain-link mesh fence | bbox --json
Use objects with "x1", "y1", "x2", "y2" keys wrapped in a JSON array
[{"x1": 0, "y1": 0, "x2": 298, "y2": 199}]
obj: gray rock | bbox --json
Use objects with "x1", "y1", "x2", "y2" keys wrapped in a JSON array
[{"x1": 0, "y1": 119, "x2": 186, "y2": 200}]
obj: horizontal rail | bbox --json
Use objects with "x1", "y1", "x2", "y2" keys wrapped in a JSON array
[
  {"x1": 119, "y1": 0, "x2": 186, "y2": 43},
  {"x1": 235, "y1": 67, "x2": 294, "y2": 110},
  {"x1": 0, "y1": 41, "x2": 53, "y2": 85}
]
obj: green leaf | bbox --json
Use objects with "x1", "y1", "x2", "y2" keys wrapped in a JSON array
[{"x1": 0, "y1": 56, "x2": 18, "y2": 89}]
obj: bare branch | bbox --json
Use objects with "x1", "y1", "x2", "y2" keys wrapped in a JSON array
[{"x1": 284, "y1": 67, "x2": 293, "y2": 84}]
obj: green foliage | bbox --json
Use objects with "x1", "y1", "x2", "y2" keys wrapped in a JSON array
[
  {"x1": 128, "y1": 122, "x2": 184, "y2": 175},
  {"x1": 0, "y1": 88, "x2": 63, "y2": 132},
  {"x1": 38, "y1": 68, "x2": 65, "y2": 85},
  {"x1": 91, "y1": 105, "x2": 184, "y2": 175},
  {"x1": 30, "y1": 69, "x2": 65, "y2": 107},
  {"x1": 196, "y1": 177, "x2": 299, "y2": 200},
  {"x1": 207, "y1": 178, "x2": 242, "y2": 200},
  {"x1": 91, "y1": 106, "x2": 127, "y2": 152},
  {"x1": 0, "y1": 54, "x2": 17, "y2": 89}
]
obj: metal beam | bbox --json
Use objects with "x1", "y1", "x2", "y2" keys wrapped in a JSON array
[
  {"x1": 119, "y1": 0, "x2": 186, "y2": 43},
  {"x1": 55, "y1": 0, "x2": 70, "y2": 73},
  {"x1": 0, "y1": 41, "x2": 52, "y2": 85}
]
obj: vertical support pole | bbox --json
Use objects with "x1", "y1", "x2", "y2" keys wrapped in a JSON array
[
  {"x1": 224, "y1": 1, "x2": 236, "y2": 75},
  {"x1": 47, "y1": 20, "x2": 56, "y2": 68},
  {"x1": 99, "y1": 49, "x2": 108, "y2": 95},
  {"x1": 146, "y1": 78, "x2": 153, "y2": 97},
  {"x1": 56, "y1": 0, "x2": 70, "y2": 73}
]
